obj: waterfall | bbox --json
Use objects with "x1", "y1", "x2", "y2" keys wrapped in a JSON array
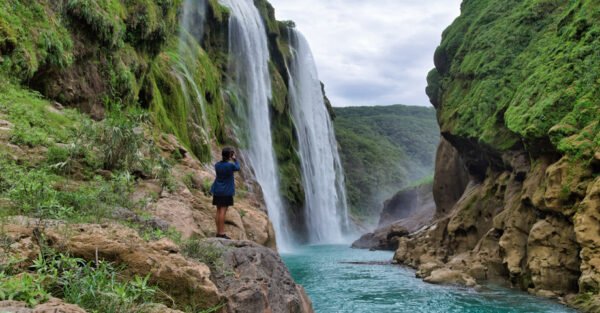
[
  {"x1": 219, "y1": 0, "x2": 294, "y2": 250},
  {"x1": 181, "y1": 0, "x2": 207, "y2": 44},
  {"x1": 288, "y1": 29, "x2": 350, "y2": 243}
]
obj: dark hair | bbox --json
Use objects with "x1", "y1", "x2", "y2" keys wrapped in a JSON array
[{"x1": 221, "y1": 147, "x2": 234, "y2": 161}]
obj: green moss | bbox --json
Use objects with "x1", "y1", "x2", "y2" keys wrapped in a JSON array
[
  {"x1": 0, "y1": 0, "x2": 74, "y2": 80},
  {"x1": 143, "y1": 32, "x2": 225, "y2": 162},
  {"x1": 269, "y1": 62, "x2": 287, "y2": 114},
  {"x1": 0, "y1": 81, "x2": 80, "y2": 147},
  {"x1": 431, "y1": 0, "x2": 600, "y2": 159},
  {"x1": 207, "y1": 0, "x2": 230, "y2": 23},
  {"x1": 66, "y1": 0, "x2": 126, "y2": 48}
]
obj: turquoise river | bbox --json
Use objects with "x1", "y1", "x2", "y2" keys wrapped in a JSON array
[{"x1": 282, "y1": 245, "x2": 577, "y2": 313}]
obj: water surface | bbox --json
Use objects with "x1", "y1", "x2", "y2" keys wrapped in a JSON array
[{"x1": 282, "y1": 245, "x2": 576, "y2": 313}]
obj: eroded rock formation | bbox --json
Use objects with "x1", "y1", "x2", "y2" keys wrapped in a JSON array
[{"x1": 395, "y1": 0, "x2": 600, "y2": 311}]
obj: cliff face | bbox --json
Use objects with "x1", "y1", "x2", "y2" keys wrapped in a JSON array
[
  {"x1": 0, "y1": 0, "x2": 314, "y2": 311},
  {"x1": 396, "y1": 0, "x2": 600, "y2": 311},
  {"x1": 0, "y1": 0, "x2": 307, "y2": 229}
]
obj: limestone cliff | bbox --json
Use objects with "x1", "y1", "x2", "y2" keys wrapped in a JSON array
[{"x1": 395, "y1": 0, "x2": 600, "y2": 311}]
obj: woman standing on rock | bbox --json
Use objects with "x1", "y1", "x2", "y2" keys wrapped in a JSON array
[{"x1": 211, "y1": 147, "x2": 240, "y2": 239}]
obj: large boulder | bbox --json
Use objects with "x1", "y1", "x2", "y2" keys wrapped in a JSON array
[
  {"x1": 351, "y1": 224, "x2": 409, "y2": 251},
  {"x1": 378, "y1": 181, "x2": 435, "y2": 228},
  {"x1": 352, "y1": 181, "x2": 435, "y2": 251},
  {"x1": 205, "y1": 239, "x2": 314, "y2": 313}
]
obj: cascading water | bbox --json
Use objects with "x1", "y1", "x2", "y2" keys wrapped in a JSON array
[
  {"x1": 172, "y1": 0, "x2": 210, "y2": 143},
  {"x1": 219, "y1": 0, "x2": 294, "y2": 250},
  {"x1": 288, "y1": 29, "x2": 350, "y2": 243}
]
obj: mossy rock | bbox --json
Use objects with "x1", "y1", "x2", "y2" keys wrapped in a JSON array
[{"x1": 430, "y1": 0, "x2": 600, "y2": 160}]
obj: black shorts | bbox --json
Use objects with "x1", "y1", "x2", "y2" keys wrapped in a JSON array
[{"x1": 213, "y1": 195, "x2": 234, "y2": 207}]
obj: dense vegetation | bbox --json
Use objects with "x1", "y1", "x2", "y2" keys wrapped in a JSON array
[
  {"x1": 333, "y1": 105, "x2": 439, "y2": 219},
  {"x1": 427, "y1": 0, "x2": 599, "y2": 159},
  {"x1": 0, "y1": 0, "x2": 307, "y2": 311}
]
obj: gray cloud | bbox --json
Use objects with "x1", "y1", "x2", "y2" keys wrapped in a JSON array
[{"x1": 267, "y1": 0, "x2": 462, "y2": 107}]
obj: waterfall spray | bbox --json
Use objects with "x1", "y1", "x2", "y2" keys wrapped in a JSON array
[
  {"x1": 288, "y1": 29, "x2": 350, "y2": 243},
  {"x1": 219, "y1": 0, "x2": 294, "y2": 250}
]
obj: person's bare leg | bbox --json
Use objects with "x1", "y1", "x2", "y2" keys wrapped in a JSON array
[{"x1": 216, "y1": 206, "x2": 226, "y2": 235}]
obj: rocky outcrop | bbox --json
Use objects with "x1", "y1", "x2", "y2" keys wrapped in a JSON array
[
  {"x1": 206, "y1": 239, "x2": 314, "y2": 313},
  {"x1": 351, "y1": 224, "x2": 409, "y2": 251},
  {"x1": 2, "y1": 218, "x2": 222, "y2": 310},
  {"x1": 432, "y1": 138, "x2": 469, "y2": 216},
  {"x1": 352, "y1": 181, "x2": 435, "y2": 251},
  {"x1": 1, "y1": 218, "x2": 311, "y2": 312},
  {"x1": 396, "y1": 0, "x2": 600, "y2": 310},
  {"x1": 378, "y1": 181, "x2": 435, "y2": 227},
  {"x1": 0, "y1": 298, "x2": 87, "y2": 313},
  {"x1": 132, "y1": 133, "x2": 277, "y2": 248}
]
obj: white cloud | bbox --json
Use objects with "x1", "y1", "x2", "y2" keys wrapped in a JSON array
[{"x1": 268, "y1": 0, "x2": 462, "y2": 107}]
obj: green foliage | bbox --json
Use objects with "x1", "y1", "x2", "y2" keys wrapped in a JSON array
[
  {"x1": 66, "y1": 0, "x2": 126, "y2": 48},
  {"x1": 85, "y1": 104, "x2": 147, "y2": 172},
  {"x1": 0, "y1": 272, "x2": 50, "y2": 307},
  {"x1": 0, "y1": 0, "x2": 73, "y2": 80},
  {"x1": 334, "y1": 105, "x2": 439, "y2": 216},
  {"x1": 430, "y1": 0, "x2": 600, "y2": 158},
  {"x1": 1, "y1": 250, "x2": 160, "y2": 313},
  {"x1": 201, "y1": 177, "x2": 213, "y2": 196},
  {"x1": 144, "y1": 33, "x2": 224, "y2": 162},
  {"x1": 0, "y1": 83, "x2": 81, "y2": 148},
  {"x1": 0, "y1": 156, "x2": 135, "y2": 221},
  {"x1": 181, "y1": 240, "x2": 226, "y2": 272}
]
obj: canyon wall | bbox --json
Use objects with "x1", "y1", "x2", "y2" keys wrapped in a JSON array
[{"x1": 395, "y1": 0, "x2": 600, "y2": 311}]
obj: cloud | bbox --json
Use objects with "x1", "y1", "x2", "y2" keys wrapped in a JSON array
[{"x1": 267, "y1": 0, "x2": 462, "y2": 107}]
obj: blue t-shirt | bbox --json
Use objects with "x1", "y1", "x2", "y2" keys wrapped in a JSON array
[{"x1": 210, "y1": 160, "x2": 240, "y2": 197}]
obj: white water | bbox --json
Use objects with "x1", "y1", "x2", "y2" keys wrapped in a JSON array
[
  {"x1": 219, "y1": 0, "x2": 294, "y2": 251},
  {"x1": 288, "y1": 30, "x2": 350, "y2": 243}
]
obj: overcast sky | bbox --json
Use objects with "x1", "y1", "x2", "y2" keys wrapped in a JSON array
[{"x1": 268, "y1": 0, "x2": 462, "y2": 107}]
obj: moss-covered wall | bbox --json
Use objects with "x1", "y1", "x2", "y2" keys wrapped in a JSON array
[
  {"x1": 408, "y1": 1, "x2": 600, "y2": 310},
  {"x1": 427, "y1": 0, "x2": 599, "y2": 161},
  {"x1": 0, "y1": 0, "x2": 306, "y2": 215}
]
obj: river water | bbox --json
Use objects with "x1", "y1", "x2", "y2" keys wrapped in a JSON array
[{"x1": 282, "y1": 245, "x2": 577, "y2": 313}]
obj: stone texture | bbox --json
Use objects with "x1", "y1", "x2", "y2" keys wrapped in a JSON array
[
  {"x1": 351, "y1": 224, "x2": 409, "y2": 251},
  {"x1": 205, "y1": 239, "x2": 314, "y2": 313},
  {"x1": 394, "y1": 149, "x2": 595, "y2": 307},
  {"x1": 432, "y1": 138, "x2": 469, "y2": 216},
  {"x1": 423, "y1": 268, "x2": 477, "y2": 287},
  {"x1": 0, "y1": 298, "x2": 87, "y2": 313},
  {"x1": 138, "y1": 134, "x2": 277, "y2": 249},
  {"x1": 3, "y1": 219, "x2": 221, "y2": 310},
  {"x1": 378, "y1": 181, "x2": 435, "y2": 228},
  {"x1": 353, "y1": 181, "x2": 435, "y2": 251}
]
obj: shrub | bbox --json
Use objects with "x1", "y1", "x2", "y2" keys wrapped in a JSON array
[
  {"x1": 27, "y1": 251, "x2": 158, "y2": 313},
  {"x1": 89, "y1": 106, "x2": 145, "y2": 171},
  {"x1": 0, "y1": 272, "x2": 50, "y2": 307}
]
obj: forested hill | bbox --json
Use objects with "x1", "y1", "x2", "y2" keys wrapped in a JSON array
[{"x1": 333, "y1": 105, "x2": 439, "y2": 219}]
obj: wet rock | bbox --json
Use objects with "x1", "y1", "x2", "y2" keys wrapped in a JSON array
[
  {"x1": 423, "y1": 268, "x2": 477, "y2": 287},
  {"x1": 351, "y1": 224, "x2": 409, "y2": 251},
  {"x1": 205, "y1": 239, "x2": 314, "y2": 313}
]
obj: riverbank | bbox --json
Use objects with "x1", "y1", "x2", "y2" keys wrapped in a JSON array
[{"x1": 283, "y1": 245, "x2": 576, "y2": 313}]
